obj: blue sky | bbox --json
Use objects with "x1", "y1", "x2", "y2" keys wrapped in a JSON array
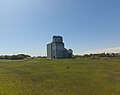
[{"x1": 0, "y1": 0, "x2": 120, "y2": 56}]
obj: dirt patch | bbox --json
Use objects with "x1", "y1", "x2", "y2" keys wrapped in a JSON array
[{"x1": 110, "y1": 72, "x2": 120, "y2": 81}]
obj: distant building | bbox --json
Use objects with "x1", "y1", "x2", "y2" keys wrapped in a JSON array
[{"x1": 47, "y1": 36, "x2": 73, "y2": 58}]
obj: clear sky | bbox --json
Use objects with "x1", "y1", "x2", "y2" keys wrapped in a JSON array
[{"x1": 0, "y1": 0, "x2": 120, "y2": 56}]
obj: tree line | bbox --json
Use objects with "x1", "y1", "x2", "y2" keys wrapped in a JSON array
[
  {"x1": 0, "y1": 54, "x2": 31, "y2": 60},
  {"x1": 75, "y1": 53, "x2": 120, "y2": 58}
]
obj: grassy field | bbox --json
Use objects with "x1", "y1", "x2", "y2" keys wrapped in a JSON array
[{"x1": 0, "y1": 58, "x2": 120, "y2": 95}]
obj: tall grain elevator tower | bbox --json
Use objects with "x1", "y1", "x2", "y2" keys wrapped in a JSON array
[{"x1": 47, "y1": 36, "x2": 73, "y2": 58}]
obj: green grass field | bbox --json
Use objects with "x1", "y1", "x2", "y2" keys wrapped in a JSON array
[{"x1": 0, "y1": 58, "x2": 120, "y2": 95}]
